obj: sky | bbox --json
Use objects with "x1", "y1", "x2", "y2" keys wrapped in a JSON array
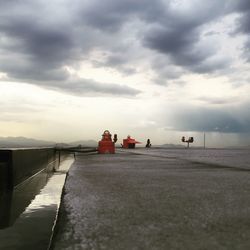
[{"x1": 0, "y1": 0, "x2": 250, "y2": 147}]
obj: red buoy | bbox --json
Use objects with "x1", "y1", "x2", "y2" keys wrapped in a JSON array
[
  {"x1": 98, "y1": 130, "x2": 117, "y2": 154},
  {"x1": 122, "y1": 135, "x2": 141, "y2": 149}
]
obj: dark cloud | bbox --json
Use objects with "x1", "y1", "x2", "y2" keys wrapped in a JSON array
[
  {"x1": 233, "y1": 0, "x2": 250, "y2": 13},
  {"x1": 150, "y1": 55, "x2": 186, "y2": 84},
  {"x1": 227, "y1": 0, "x2": 250, "y2": 35},
  {"x1": 43, "y1": 78, "x2": 141, "y2": 97},
  {"x1": 92, "y1": 53, "x2": 138, "y2": 75},
  {"x1": 0, "y1": 0, "x2": 248, "y2": 93},
  {"x1": 0, "y1": 0, "x2": 147, "y2": 96},
  {"x1": 234, "y1": 7, "x2": 250, "y2": 35},
  {"x1": 78, "y1": 0, "x2": 166, "y2": 32},
  {"x1": 143, "y1": 1, "x2": 231, "y2": 74},
  {"x1": 145, "y1": 26, "x2": 198, "y2": 55},
  {"x1": 0, "y1": 2, "x2": 74, "y2": 80},
  {"x1": 190, "y1": 57, "x2": 230, "y2": 74},
  {"x1": 166, "y1": 106, "x2": 250, "y2": 133},
  {"x1": 0, "y1": 13, "x2": 77, "y2": 70},
  {"x1": 0, "y1": 62, "x2": 69, "y2": 82},
  {"x1": 230, "y1": 1, "x2": 250, "y2": 61}
]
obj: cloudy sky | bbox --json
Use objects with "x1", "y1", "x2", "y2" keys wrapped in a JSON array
[{"x1": 1, "y1": 0, "x2": 250, "y2": 147}]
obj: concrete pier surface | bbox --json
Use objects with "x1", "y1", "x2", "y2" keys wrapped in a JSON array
[{"x1": 52, "y1": 149, "x2": 250, "y2": 250}]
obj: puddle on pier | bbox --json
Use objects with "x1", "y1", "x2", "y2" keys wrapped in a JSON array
[{"x1": 0, "y1": 157, "x2": 74, "y2": 250}]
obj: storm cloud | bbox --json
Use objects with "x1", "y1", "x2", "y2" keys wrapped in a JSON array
[
  {"x1": 0, "y1": 0, "x2": 142, "y2": 96},
  {"x1": 0, "y1": 0, "x2": 249, "y2": 94},
  {"x1": 77, "y1": 0, "x2": 164, "y2": 32},
  {"x1": 164, "y1": 104, "x2": 250, "y2": 133},
  {"x1": 232, "y1": 1, "x2": 250, "y2": 62},
  {"x1": 38, "y1": 78, "x2": 141, "y2": 97}
]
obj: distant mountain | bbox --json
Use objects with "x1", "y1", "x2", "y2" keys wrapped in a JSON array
[
  {"x1": 0, "y1": 136, "x2": 98, "y2": 148},
  {"x1": 0, "y1": 136, "x2": 57, "y2": 148},
  {"x1": 69, "y1": 140, "x2": 98, "y2": 147},
  {"x1": 226, "y1": 145, "x2": 250, "y2": 149}
]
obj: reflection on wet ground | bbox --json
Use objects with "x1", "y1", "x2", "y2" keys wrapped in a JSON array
[{"x1": 0, "y1": 157, "x2": 74, "y2": 250}]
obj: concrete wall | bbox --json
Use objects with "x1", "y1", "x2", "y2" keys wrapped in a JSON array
[
  {"x1": 0, "y1": 163, "x2": 10, "y2": 190},
  {"x1": 11, "y1": 148, "x2": 58, "y2": 186},
  {"x1": 0, "y1": 148, "x2": 69, "y2": 191},
  {"x1": 0, "y1": 150, "x2": 12, "y2": 190}
]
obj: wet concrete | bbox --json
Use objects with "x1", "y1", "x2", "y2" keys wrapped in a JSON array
[
  {"x1": 52, "y1": 149, "x2": 250, "y2": 250},
  {"x1": 0, "y1": 157, "x2": 74, "y2": 250},
  {"x1": 0, "y1": 170, "x2": 52, "y2": 230}
]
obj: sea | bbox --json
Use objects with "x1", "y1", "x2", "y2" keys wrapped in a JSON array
[{"x1": 133, "y1": 147, "x2": 250, "y2": 169}]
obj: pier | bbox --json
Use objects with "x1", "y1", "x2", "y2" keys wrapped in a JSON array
[
  {"x1": 1, "y1": 148, "x2": 250, "y2": 249},
  {"x1": 52, "y1": 148, "x2": 250, "y2": 250}
]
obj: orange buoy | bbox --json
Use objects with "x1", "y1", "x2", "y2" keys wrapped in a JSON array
[{"x1": 98, "y1": 130, "x2": 117, "y2": 154}]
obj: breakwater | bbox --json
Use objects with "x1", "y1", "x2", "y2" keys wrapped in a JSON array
[{"x1": 0, "y1": 148, "x2": 71, "y2": 191}]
